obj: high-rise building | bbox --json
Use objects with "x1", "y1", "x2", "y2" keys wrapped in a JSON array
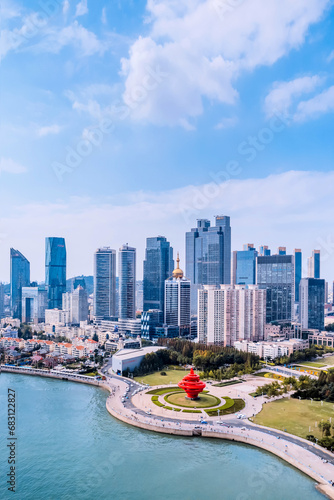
[
  {"x1": 143, "y1": 236, "x2": 174, "y2": 313},
  {"x1": 45, "y1": 237, "x2": 66, "y2": 310},
  {"x1": 71, "y1": 286, "x2": 89, "y2": 325},
  {"x1": 278, "y1": 247, "x2": 287, "y2": 256},
  {"x1": 300, "y1": 278, "x2": 325, "y2": 331},
  {"x1": 93, "y1": 248, "x2": 116, "y2": 319},
  {"x1": 258, "y1": 245, "x2": 271, "y2": 256},
  {"x1": 164, "y1": 256, "x2": 191, "y2": 336},
  {"x1": 21, "y1": 286, "x2": 48, "y2": 323},
  {"x1": 119, "y1": 245, "x2": 136, "y2": 320},
  {"x1": 198, "y1": 285, "x2": 266, "y2": 346},
  {"x1": 186, "y1": 216, "x2": 231, "y2": 286},
  {"x1": 10, "y1": 248, "x2": 30, "y2": 320},
  {"x1": 307, "y1": 250, "x2": 321, "y2": 279},
  {"x1": 256, "y1": 254, "x2": 294, "y2": 323},
  {"x1": 232, "y1": 244, "x2": 257, "y2": 285},
  {"x1": 294, "y1": 249, "x2": 302, "y2": 303},
  {"x1": 0, "y1": 283, "x2": 4, "y2": 318}
]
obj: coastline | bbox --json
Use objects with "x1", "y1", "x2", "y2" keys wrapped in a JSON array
[{"x1": 2, "y1": 365, "x2": 333, "y2": 499}]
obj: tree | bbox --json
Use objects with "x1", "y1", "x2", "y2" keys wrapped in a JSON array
[{"x1": 92, "y1": 333, "x2": 99, "y2": 342}]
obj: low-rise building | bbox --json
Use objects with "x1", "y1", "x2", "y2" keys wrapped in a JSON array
[{"x1": 111, "y1": 346, "x2": 166, "y2": 374}]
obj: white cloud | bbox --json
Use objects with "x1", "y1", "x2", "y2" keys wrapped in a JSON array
[
  {"x1": 294, "y1": 86, "x2": 334, "y2": 122},
  {"x1": 121, "y1": 0, "x2": 330, "y2": 127},
  {"x1": 101, "y1": 7, "x2": 107, "y2": 25},
  {"x1": 63, "y1": 0, "x2": 70, "y2": 16},
  {"x1": 37, "y1": 124, "x2": 62, "y2": 137},
  {"x1": 0, "y1": 158, "x2": 27, "y2": 174},
  {"x1": 264, "y1": 76, "x2": 324, "y2": 118},
  {"x1": 327, "y1": 50, "x2": 334, "y2": 62},
  {"x1": 0, "y1": 170, "x2": 333, "y2": 283},
  {"x1": 75, "y1": 0, "x2": 88, "y2": 17},
  {"x1": 215, "y1": 116, "x2": 238, "y2": 129}
]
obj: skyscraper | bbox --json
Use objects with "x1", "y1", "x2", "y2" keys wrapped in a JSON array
[
  {"x1": 0, "y1": 283, "x2": 4, "y2": 318},
  {"x1": 21, "y1": 286, "x2": 48, "y2": 323},
  {"x1": 45, "y1": 237, "x2": 66, "y2": 309},
  {"x1": 294, "y1": 249, "x2": 302, "y2": 303},
  {"x1": 71, "y1": 286, "x2": 89, "y2": 325},
  {"x1": 300, "y1": 278, "x2": 325, "y2": 331},
  {"x1": 94, "y1": 248, "x2": 116, "y2": 319},
  {"x1": 186, "y1": 216, "x2": 231, "y2": 285},
  {"x1": 258, "y1": 245, "x2": 271, "y2": 256},
  {"x1": 256, "y1": 254, "x2": 295, "y2": 323},
  {"x1": 143, "y1": 236, "x2": 174, "y2": 313},
  {"x1": 119, "y1": 245, "x2": 136, "y2": 319},
  {"x1": 164, "y1": 256, "x2": 191, "y2": 336},
  {"x1": 232, "y1": 244, "x2": 257, "y2": 285},
  {"x1": 10, "y1": 248, "x2": 30, "y2": 320},
  {"x1": 308, "y1": 250, "x2": 321, "y2": 279}
]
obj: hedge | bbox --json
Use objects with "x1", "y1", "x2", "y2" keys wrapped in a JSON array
[
  {"x1": 147, "y1": 387, "x2": 182, "y2": 395},
  {"x1": 182, "y1": 409, "x2": 202, "y2": 413},
  {"x1": 152, "y1": 400, "x2": 165, "y2": 407}
]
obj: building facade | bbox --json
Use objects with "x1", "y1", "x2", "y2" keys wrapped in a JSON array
[
  {"x1": 300, "y1": 278, "x2": 325, "y2": 331},
  {"x1": 10, "y1": 248, "x2": 30, "y2": 320},
  {"x1": 232, "y1": 244, "x2": 257, "y2": 285},
  {"x1": 21, "y1": 286, "x2": 48, "y2": 323},
  {"x1": 45, "y1": 237, "x2": 66, "y2": 310},
  {"x1": 307, "y1": 250, "x2": 321, "y2": 279},
  {"x1": 256, "y1": 254, "x2": 295, "y2": 323},
  {"x1": 143, "y1": 236, "x2": 174, "y2": 313},
  {"x1": 164, "y1": 256, "x2": 191, "y2": 336},
  {"x1": 198, "y1": 284, "x2": 266, "y2": 346},
  {"x1": 93, "y1": 247, "x2": 116, "y2": 319},
  {"x1": 119, "y1": 245, "x2": 136, "y2": 319}
]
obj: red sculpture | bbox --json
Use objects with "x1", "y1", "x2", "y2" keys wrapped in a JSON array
[{"x1": 178, "y1": 368, "x2": 206, "y2": 400}]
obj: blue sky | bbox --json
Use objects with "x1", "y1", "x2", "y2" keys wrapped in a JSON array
[{"x1": 0, "y1": 0, "x2": 334, "y2": 284}]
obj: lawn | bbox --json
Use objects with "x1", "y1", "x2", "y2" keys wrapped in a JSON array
[
  {"x1": 164, "y1": 392, "x2": 221, "y2": 408},
  {"x1": 322, "y1": 355, "x2": 334, "y2": 366},
  {"x1": 253, "y1": 398, "x2": 334, "y2": 439},
  {"x1": 134, "y1": 368, "x2": 196, "y2": 386},
  {"x1": 295, "y1": 361, "x2": 326, "y2": 368}
]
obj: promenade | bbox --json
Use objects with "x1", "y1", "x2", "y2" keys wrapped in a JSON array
[{"x1": 103, "y1": 369, "x2": 334, "y2": 500}]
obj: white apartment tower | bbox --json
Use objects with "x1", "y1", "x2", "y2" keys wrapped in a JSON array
[{"x1": 198, "y1": 285, "x2": 266, "y2": 346}]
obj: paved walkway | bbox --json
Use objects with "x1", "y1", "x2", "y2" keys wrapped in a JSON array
[{"x1": 102, "y1": 369, "x2": 334, "y2": 499}]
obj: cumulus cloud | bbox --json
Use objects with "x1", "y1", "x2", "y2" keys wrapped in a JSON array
[
  {"x1": 120, "y1": 0, "x2": 330, "y2": 127},
  {"x1": 75, "y1": 0, "x2": 88, "y2": 17},
  {"x1": 0, "y1": 158, "x2": 27, "y2": 174},
  {"x1": 37, "y1": 124, "x2": 62, "y2": 137},
  {"x1": 1, "y1": 170, "x2": 333, "y2": 282},
  {"x1": 294, "y1": 86, "x2": 334, "y2": 122},
  {"x1": 264, "y1": 76, "x2": 324, "y2": 118}
]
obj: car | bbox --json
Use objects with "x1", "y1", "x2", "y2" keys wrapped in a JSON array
[
  {"x1": 240, "y1": 427, "x2": 246, "y2": 431},
  {"x1": 276, "y1": 436, "x2": 280, "y2": 439},
  {"x1": 200, "y1": 421, "x2": 208, "y2": 424}
]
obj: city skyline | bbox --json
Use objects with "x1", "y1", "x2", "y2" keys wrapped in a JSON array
[{"x1": 1, "y1": 1, "x2": 333, "y2": 285}]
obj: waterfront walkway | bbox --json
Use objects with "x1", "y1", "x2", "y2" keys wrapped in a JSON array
[{"x1": 102, "y1": 369, "x2": 334, "y2": 500}]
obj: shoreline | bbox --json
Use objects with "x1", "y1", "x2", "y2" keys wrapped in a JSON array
[{"x1": 2, "y1": 365, "x2": 333, "y2": 499}]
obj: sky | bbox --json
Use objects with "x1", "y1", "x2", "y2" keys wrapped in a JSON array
[{"x1": 0, "y1": 0, "x2": 334, "y2": 283}]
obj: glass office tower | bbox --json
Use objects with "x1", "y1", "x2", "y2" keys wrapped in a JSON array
[
  {"x1": 10, "y1": 248, "x2": 30, "y2": 320},
  {"x1": 45, "y1": 237, "x2": 66, "y2": 309},
  {"x1": 257, "y1": 254, "x2": 295, "y2": 323},
  {"x1": 94, "y1": 248, "x2": 116, "y2": 319},
  {"x1": 119, "y1": 244, "x2": 136, "y2": 319},
  {"x1": 300, "y1": 278, "x2": 325, "y2": 330},
  {"x1": 143, "y1": 236, "x2": 174, "y2": 313},
  {"x1": 294, "y1": 249, "x2": 302, "y2": 303},
  {"x1": 186, "y1": 216, "x2": 231, "y2": 285},
  {"x1": 232, "y1": 244, "x2": 257, "y2": 285}
]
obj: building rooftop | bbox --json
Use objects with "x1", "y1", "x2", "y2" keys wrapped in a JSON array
[{"x1": 113, "y1": 346, "x2": 165, "y2": 361}]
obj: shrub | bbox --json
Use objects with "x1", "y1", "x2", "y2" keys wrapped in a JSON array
[
  {"x1": 152, "y1": 400, "x2": 165, "y2": 407},
  {"x1": 182, "y1": 409, "x2": 202, "y2": 413}
]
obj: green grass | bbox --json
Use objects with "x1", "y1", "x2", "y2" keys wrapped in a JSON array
[
  {"x1": 182, "y1": 409, "x2": 202, "y2": 413},
  {"x1": 212, "y1": 380, "x2": 243, "y2": 387},
  {"x1": 294, "y1": 361, "x2": 326, "y2": 368},
  {"x1": 205, "y1": 399, "x2": 245, "y2": 417},
  {"x1": 152, "y1": 399, "x2": 165, "y2": 407},
  {"x1": 253, "y1": 398, "x2": 334, "y2": 439},
  {"x1": 164, "y1": 392, "x2": 221, "y2": 408},
  {"x1": 323, "y1": 355, "x2": 334, "y2": 366},
  {"x1": 134, "y1": 368, "x2": 197, "y2": 386},
  {"x1": 147, "y1": 387, "x2": 182, "y2": 395},
  {"x1": 84, "y1": 371, "x2": 98, "y2": 377}
]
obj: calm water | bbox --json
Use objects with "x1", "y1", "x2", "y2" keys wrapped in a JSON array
[{"x1": 0, "y1": 373, "x2": 324, "y2": 500}]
